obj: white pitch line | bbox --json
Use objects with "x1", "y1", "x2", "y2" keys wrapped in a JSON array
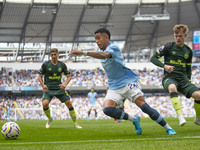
[{"x1": 1, "y1": 136, "x2": 200, "y2": 145}]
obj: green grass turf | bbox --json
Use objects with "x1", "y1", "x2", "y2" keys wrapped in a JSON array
[{"x1": 0, "y1": 117, "x2": 200, "y2": 150}]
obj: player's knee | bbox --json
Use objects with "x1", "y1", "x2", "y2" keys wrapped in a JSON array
[
  {"x1": 193, "y1": 92, "x2": 200, "y2": 100},
  {"x1": 64, "y1": 99, "x2": 72, "y2": 108},
  {"x1": 42, "y1": 100, "x2": 49, "y2": 108},
  {"x1": 168, "y1": 84, "x2": 177, "y2": 91},
  {"x1": 103, "y1": 107, "x2": 115, "y2": 117}
]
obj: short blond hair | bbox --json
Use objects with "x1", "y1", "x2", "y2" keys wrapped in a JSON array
[
  {"x1": 50, "y1": 48, "x2": 58, "y2": 53},
  {"x1": 173, "y1": 24, "x2": 189, "y2": 34}
]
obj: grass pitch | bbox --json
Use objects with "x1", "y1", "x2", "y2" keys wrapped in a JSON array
[{"x1": 0, "y1": 117, "x2": 200, "y2": 150}]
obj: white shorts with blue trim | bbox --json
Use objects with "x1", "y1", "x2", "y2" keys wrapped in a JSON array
[{"x1": 105, "y1": 82, "x2": 144, "y2": 108}]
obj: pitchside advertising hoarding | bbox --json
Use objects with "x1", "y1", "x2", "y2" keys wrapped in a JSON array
[{"x1": 193, "y1": 30, "x2": 200, "y2": 56}]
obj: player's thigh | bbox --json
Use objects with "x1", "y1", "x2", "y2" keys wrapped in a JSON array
[
  {"x1": 42, "y1": 91, "x2": 52, "y2": 106},
  {"x1": 179, "y1": 80, "x2": 199, "y2": 98},
  {"x1": 162, "y1": 77, "x2": 178, "y2": 92},
  {"x1": 56, "y1": 89, "x2": 70, "y2": 103},
  {"x1": 89, "y1": 104, "x2": 96, "y2": 110},
  {"x1": 104, "y1": 89, "x2": 124, "y2": 108}
]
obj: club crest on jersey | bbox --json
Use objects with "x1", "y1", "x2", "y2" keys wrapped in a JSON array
[
  {"x1": 58, "y1": 67, "x2": 62, "y2": 72},
  {"x1": 184, "y1": 53, "x2": 189, "y2": 59},
  {"x1": 172, "y1": 51, "x2": 176, "y2": 55}
]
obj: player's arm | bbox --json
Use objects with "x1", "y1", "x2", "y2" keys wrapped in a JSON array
[
  {"x1": 60, "y1": 74, "x2": 72, "y2": 89},
  {"x1": 186, "y1": 49, "x2": 193, "y2": 79},
  {"x1": 150, "y1": 42, "x2": 175, "y2": 73},
  {"x1": 38, "y1": 64, "x2": 48, "y2": 92},
  {"x1": 186, "y1": 64, "x2": 191, "y2": 80},
  {"x1": 150, "y1": 52, "x2": 165, "y2": 68},
  {"x1": 68, "y1": 50, "x2": 111, "y2": 59},
  {"x1": 59, "y1": 63, "x2": 72, "y2": 89}
]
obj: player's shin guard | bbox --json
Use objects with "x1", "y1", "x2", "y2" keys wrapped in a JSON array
[
  {"x1": 69, "y1": 107, "x2": 77, "y2": 125},
  {"x1": 140, "y1": 103, "x2": 166, "y2": 127},
  {"x1": 194, "y1": 100, "x2": 200, "y2": 118},
  {"x1": 43, "y1": 107, "x2": 52, "y2": 121},
  {"x1": 103, "y1": 107, "x2": 128, "y2": 120},
  {"x1": 170, "y1": 92, "x2": 182, "y2": 116}
]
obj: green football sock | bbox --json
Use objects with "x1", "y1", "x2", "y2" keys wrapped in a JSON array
[
  {"x1": 69, "y1": 109, "x2": 77, "y2": 125},
  {"x1": 171, "y1": 97, "x2": 182, "y2": 116},
  {"x1": 43, "y1": 107, "x2": 52, "y2": 120},
  {"x1": 194, "y1": 100, "x2": 200, "y2": 118}
]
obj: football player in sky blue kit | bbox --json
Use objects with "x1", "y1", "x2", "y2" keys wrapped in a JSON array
[
  {"x1": 69, "y1": 28, "x2": 176, "y2": 135},
  {"x1": 87, "y1": 87, "x2": 98, "y2": 120}
]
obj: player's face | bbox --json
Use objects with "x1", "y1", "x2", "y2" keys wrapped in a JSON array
[
  {"x1": 174, "y1": 31, "x2": 186, "y2": 47},
  {"x1": 91, "y1": 88, "x2": 94, "y2": 92},
  {"x1": 50, "y1": 52, "x2": 59, "y2": 61},
  {"x1": 94, "y1": 33, "x2": 108, "y2": 50}
]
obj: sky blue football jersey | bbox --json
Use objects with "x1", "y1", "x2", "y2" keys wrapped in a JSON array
[
  {"x1": 101, "y1": 42, "x2": 138, "y2": 90},
  {"x1": 88, "y1": 92, "x2": 98, "y2": 104}
]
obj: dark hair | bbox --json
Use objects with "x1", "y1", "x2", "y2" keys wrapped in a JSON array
[
  {"x1": 50, "y1": 48, "x2": 58, "y2": 53},
  {"x1": 94, "y1": 28, "x2": 111, "y2": 40}
]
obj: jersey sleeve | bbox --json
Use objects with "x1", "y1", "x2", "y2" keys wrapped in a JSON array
[
  {"x1": 150, "y1": 52, "x2": 165, "y2": 68},
  {"x1": 156, "y1": 42, "x2": 174, "y2": 56},
  {"x1": 62, "y1": 62, "x2": 70, "y2": 77},
  {"x1": 38, "y1": 63, "x2": 46, "y2": 76},
  {"x1": 150, "y1": 42, "x2": 174, "y2": 68},
  {"x1": 105, "y1": 44, "x2": 120, "y2": 58}
]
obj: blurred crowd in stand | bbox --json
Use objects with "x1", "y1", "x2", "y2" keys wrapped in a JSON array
[
  {"x1": 0, "y1": 94, "x2": 195, "y2": 121},
  {"x1": 0, "y1": 65, "x2": 198, "y2": 121},
  {"x1": 1, "y1": 66, "x2": 200, "y2": 87}
]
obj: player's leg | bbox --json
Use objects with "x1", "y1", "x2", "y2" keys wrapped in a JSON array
[
  {"x1": 94, "y1": 108, "x2": 98, "y2": 120},
  {"x1": 64, "y1": 100, "x2": 82, "y2": 128},
  {"x1": 59, "y1": 90, "x2": 82, "y2": 128},
  {"x1": 103, "y1": 89, "x2": 142, "y2": 135},
  {"x1": 43, "y1": 99, "x2": 53, "y2": 128},
  {"x1": 103, "y1": 100, "x2": 141, "y2": 134},
  {"x1": 43, "y1": 99, "x2": 51, "y2": 119},
  {"x1": 135, "y1": 96, "x2": 176, "y2": 135},
  {"x1": 191, "y1": 91, "x2": 200, "y2": 125},
  {"x1": 180, "y1": 79, "x2": 200, "y2": 125},
  {"x1": 163, "y1": 78, "x2": 186, "y2": 126},
  {"x1": 114, "y1": 105, "x2": 123, "y2": 123},
  {"x1": 42, "y1": 92, "x2": 53, "y2": 128},
  {"x1": 127, "y1": 82, "x2": 176, "y2": 135},
  {"x1": 88, "y1": 108, "x2": 91, "y2": 120}
]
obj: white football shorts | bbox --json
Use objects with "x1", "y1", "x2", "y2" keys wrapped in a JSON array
[
  {"x1": 105, "y1": 82, "x2": 144, "y2": 108},
  {"x1": 88, "y1": 103, "x2": 97, "y2": 109}
]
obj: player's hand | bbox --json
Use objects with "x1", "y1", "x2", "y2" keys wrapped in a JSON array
[
  {"x1": 164, "y1": 65, "x2": 175, "y2": 73},
  {"x1": 59, "y1": 84, "x2": 66, "y2": 89},
  {"x1": 68, "y1": 50, "x2": 83, "y2": 56},
  {"x1": 42, "y1": 85, "x2": 48, "y2": 92}
]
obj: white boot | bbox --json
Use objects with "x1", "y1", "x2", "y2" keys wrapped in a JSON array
[{"x1": 178, "y1": 114, "x2": 186, "y2": 126}]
